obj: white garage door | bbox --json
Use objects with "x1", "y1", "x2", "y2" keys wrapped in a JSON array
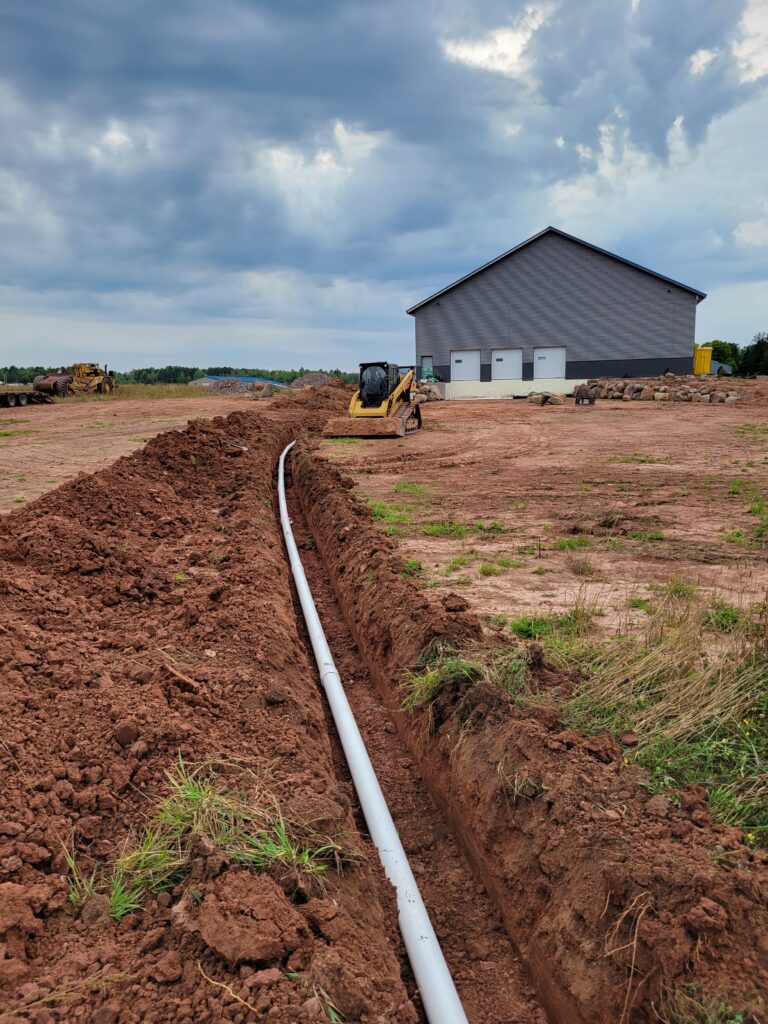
[
  {"x1": 533, "y1": 346, "x2": 566, "y2": 379},
  {"x1": 491, "y1": 348, "x2": 523, "y2": 380},
  {"x1": 450, "y1": 349, "x2": 481, "y2": 381}
]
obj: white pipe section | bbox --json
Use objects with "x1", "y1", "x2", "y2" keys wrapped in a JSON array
[{"x1": 278, "y1": 441, "x2": 469, "y2": 1024}]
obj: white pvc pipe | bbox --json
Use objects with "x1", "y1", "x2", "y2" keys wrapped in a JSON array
[{"x1": 278, "y1": 441, "x2": 468, "y2": 1024}]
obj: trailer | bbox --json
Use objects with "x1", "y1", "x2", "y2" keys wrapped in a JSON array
[{"x1": 0, "y1": 384, "x2": 54, "y2": 407}]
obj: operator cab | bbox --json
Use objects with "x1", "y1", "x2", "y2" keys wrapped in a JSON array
[{"x1": 359, "y1": 361, "x2": 401, "y2": 408}]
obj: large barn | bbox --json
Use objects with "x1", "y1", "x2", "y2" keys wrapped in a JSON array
[{"x1": 407, "y1": 227, "x2": 706, "y2": 399}]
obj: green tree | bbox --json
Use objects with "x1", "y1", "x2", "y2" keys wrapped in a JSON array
[
  {"x1": 708, "y1": 340, "x2": 741, "y2": 372},
  {"x1": 738, "y1": 332, "x2": 768, "y2": 376}
]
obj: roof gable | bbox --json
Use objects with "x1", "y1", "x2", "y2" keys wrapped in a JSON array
[{"x1": 405, "y1": 227, "x2": 707, "y2": 314}]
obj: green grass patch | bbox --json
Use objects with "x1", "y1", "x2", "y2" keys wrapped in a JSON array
[
  {"x1": 401, "y1": 558, "x2": 423, "y2": 578},
  {"x1": 173, "y1": 571, "x2": 189, "y2": 584},
  {"x1": 510, "y1": 500, "x2": 528, "y2": 511},
  {"x1": 628, "y1": 596, "x2": 650, "y2": 612},
  {"x1": 393, "y1": 481, "x2": 427, "y2": 497},
  {"x1": 479, "y1": 563, "x2": 501, "y2": 576},
  {"x1": 507, "y1": 607, "x2": 593, "y2": 641},
  {"x1": 0, "y1": 428, "x2": 38, "y2": 437},
  {"x1": 370, "y1": 501, "x2": 412, "y2": 527},
  {"x1": 554, "y1": 535, "x2": 590, "y2": 551},
  {"x1": 650, "y1": 577, "x2": 698, "y2": 599},
  {"x1": 473, "y1": 520, "x2": 506, "y2": 534},
  {"x1": 400, "y1": 642, "x2": 528, "y2": 711},
  {"x1": 441, "y1": 550, "x2": 478, "y2": 574},
  {"x1": 422, "y1": 520, "x2": 468, "y2": 538},
  {"x1": 554, "y1": 593, "x2": 768, "y2": 844},
  {"x1": 496, "y1": 555, "x2": 521, "y2": 569}
]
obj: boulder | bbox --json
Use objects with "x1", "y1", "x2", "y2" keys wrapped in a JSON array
[
  {"x1": 653, "y1": 392, "x2": 669, "y2": 401},
  {"x1": 640, "y1": 387, "x2": 654, "y2": 400},
  {"x1": 548, "y1": 393, "x2": 565, "y2": 405},
  {"x1": 528, "y1": 393, "x2": 547, "y2": 405}
]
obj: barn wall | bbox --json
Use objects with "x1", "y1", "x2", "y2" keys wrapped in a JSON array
[{"x1": 412, "y1": 232, "x2": 698, "y2": 381}]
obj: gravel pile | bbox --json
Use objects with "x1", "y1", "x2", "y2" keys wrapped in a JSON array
[
  {"x1": 207, "y1": 377, "x2": 256, "y2": 395},
  {"x1": 290, "y1": 372, "x2": 332, "y2": 389}
]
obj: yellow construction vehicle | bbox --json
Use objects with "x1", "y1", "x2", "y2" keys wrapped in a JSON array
[
  {"x1": 33, "y1": 363, "x2": 117, "y2": 397},
  {"x1": 323, "y1": 362, "x2": 423, "y2": 438}
]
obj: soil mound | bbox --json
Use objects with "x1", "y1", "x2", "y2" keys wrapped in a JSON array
[{"x1": 0, "y1": 393, "x2": 417, "y2": 1022}]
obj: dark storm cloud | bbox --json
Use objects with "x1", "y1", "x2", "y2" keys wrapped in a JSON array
[{"x1": 0, "y1": 0, "x2": 766, "y2": 363}]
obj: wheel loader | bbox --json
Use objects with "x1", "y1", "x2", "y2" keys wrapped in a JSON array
[
  {"x1": 33, "y1": 363, "x2": 117, "y2": 398},
  {"x1": 323, "y1": 362, "x2": 422, "y2": 438}
]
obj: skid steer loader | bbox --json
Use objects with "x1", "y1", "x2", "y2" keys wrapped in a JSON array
[{"x1": 323, "y1": 362, "x2": 422, "y2": 438}]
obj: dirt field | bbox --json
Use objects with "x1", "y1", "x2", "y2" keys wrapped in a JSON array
[
  {"x1": 321, "y1": 386, "x2": 768, "y2": 627},
  {"x1": 1, "y1": 386, "x2": 766, "y2": 1023},
  {"x1": 0, "y1": 395, "x2": 255, "y2": 514}
]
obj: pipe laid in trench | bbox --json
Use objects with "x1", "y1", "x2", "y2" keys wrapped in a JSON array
[{"x1": 278, "y1": 441, "x2": 468, "y2": 1024}]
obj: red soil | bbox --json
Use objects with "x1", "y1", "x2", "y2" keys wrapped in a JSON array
[
  {"x1": 0, "y1": 390, "x2": 417, "y2": 1023},
  {"x1": 292, "y1": 444, "x2": 768, "y2": 1024}
]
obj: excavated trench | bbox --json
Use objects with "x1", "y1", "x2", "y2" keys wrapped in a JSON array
[
  {"x1": 287, "y1": 442, "x2": 768, "y2": 1024},
  {"x1": 280, "y1": 456, "x2": 546, "y2": 1024}
]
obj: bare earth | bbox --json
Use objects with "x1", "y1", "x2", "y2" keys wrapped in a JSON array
[
  {"x1": 0, "y1": 396, "x2": 254, "y2": 515},
  {"x1": 320, "y1": 385, "x2": 768, "y2": 628}
]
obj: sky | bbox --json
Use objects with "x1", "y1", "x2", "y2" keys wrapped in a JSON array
[{"x1": 1, "y1": 0, "x2": 767, "y2": 372}]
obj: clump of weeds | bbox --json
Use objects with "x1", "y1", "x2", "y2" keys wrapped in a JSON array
[
  {"x1": 401, "y1": 558, "x2": 423, "y2": 578},
  {"x1": 554, "y1": 535, "x2": 590, "y2": 551},
  {"x1": 64, "y1": 758, "x2": 353, "y2": 921}
]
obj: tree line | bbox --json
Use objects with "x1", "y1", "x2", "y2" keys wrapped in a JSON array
[
  {"x1": 706, "y1": 333, "x2": 768, "y2": 376},
  {"x1": 0, "y1": 364, "x2": 357, "y2": 385}
]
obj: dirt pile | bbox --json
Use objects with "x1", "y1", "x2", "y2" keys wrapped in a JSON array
[
  {"x1": 289, "y1": 373, "x2": 333, "y2": 389},
  {"x1": 0, "y1": 388, "x2": 419, "y2": 1022},
  {"x1": 291, "y1": 445, "x2": 768, "y2": 1024}
]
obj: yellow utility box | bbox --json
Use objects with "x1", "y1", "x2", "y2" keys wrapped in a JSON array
[{"x1": 693, "y1": 346, "x2": 713, "y2": 375}]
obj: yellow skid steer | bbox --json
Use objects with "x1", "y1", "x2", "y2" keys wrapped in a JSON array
[{"x1": 323, "y1": 362, "x2": 423, "y2": 438}]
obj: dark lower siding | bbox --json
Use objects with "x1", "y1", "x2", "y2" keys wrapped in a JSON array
[
  {"x1": 431, "y1": 356, "x2": 693, "y2": 382},
  {"x1": 568, "y1": 356, "x2": 693, "y2": 378}
]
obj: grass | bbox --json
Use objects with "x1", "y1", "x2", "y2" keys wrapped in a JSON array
[
  {"x1": 473, "y1": 520, "x2": 506, "y2": 534},
  {"x1": 393, "y1": 481, "x2": 427, "y2": 497},
  {"x1": 550, "y1": 592, "x2": 768, "y2": 843},
  {"x1": 627, "y1": 530, "x2": 665, "y2": 541},
  {"x1": 173, "y1": 571, "x2": 190, "y2": 584},
  {"x1": 510, "y1": 500, "x2": 528, "y2": 510},
  {"x1": 628, "y1": 596, "x2": 650, "y2": 613},
  {"x1": 422, "y1": 520, "x2": 468, "y2": 538},
  {"x1": 400, "y1": 641, "x2": 528, "y2": 711},
  {"x1": 130, "y1": 436, "x2": 150, "y2": 443},
  {"x1": 507, "y1": 606, "x2": 594, "y2": 642},
  {"x1": 401, "y1": 558, "x2": 423, "y2": 578},
  {"x1": 65, "y1": 758, "x2": 350, "y2": 921},
  {"x1": 370, "y1": 501, "x2": 412, "y2": 531},
  {"x1": 442, "y1": 550, "x2": 478, "y2": 574},
  {"x1": 566, "y1": 555, "x2": 599, "y2": 578},
  {"x1": 0, "y1": 428, "x2": 38, "y2": 437},
  {"x1": 479, "y1": 562, "x2": 501, "y2": 576},
  {"x1": 61, "y1": 844, "x2": 98, "y2": 911},
  {"x1": 554, "y1": 535, "x2": 590, "y2": 551},
  {"x1": 496, "y1": 555, "x2": 521, "y2": 569}
]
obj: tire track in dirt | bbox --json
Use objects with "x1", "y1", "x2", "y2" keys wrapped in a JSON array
[{"x1": 282, "y1": 461, "x2": 547, "y2": 1024}]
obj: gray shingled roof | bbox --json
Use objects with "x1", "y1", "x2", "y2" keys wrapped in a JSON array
[{"x1": 406, "y1": 226, "x2": 707, "y2": 314}]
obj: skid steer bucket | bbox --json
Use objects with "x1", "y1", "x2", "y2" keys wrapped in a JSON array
[{"x1": 323, "y1": 401, "x2": 422, "y2": 438}]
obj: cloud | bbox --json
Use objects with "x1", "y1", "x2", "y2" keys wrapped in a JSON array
[
  {"x1": 0, "y1": 0, "x2": 766, "y2": 367},
  {"x1": 733, "y1": 0, "x2": 768, "y2": 82},
  {"x1": 442, "y1": 4, "x2": 553, "y2": 82},
  {"x1": 734, "y1": 218, "x2": 768, "y2": 246}
]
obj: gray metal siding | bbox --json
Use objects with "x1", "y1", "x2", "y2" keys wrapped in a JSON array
[{"x1": 413, "y1": 232, "x2": 697, "y2": 379}]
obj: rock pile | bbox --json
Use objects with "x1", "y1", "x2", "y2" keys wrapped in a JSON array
[
  {"x1": 207, "y1": 377, "x2": 255, "y2": 395},
  {"x1": 414, "y1": 383, "x2": 444, "y2": 403},
  {"x1": 527, "y1": 392, "x2": 565, "y2": 406},
  {"x1": 593, "y1": 375, "x2": 741, "y2": 403},
  {"x1": 290, "y1": 372, "x2": 332, "y2": 389}
]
